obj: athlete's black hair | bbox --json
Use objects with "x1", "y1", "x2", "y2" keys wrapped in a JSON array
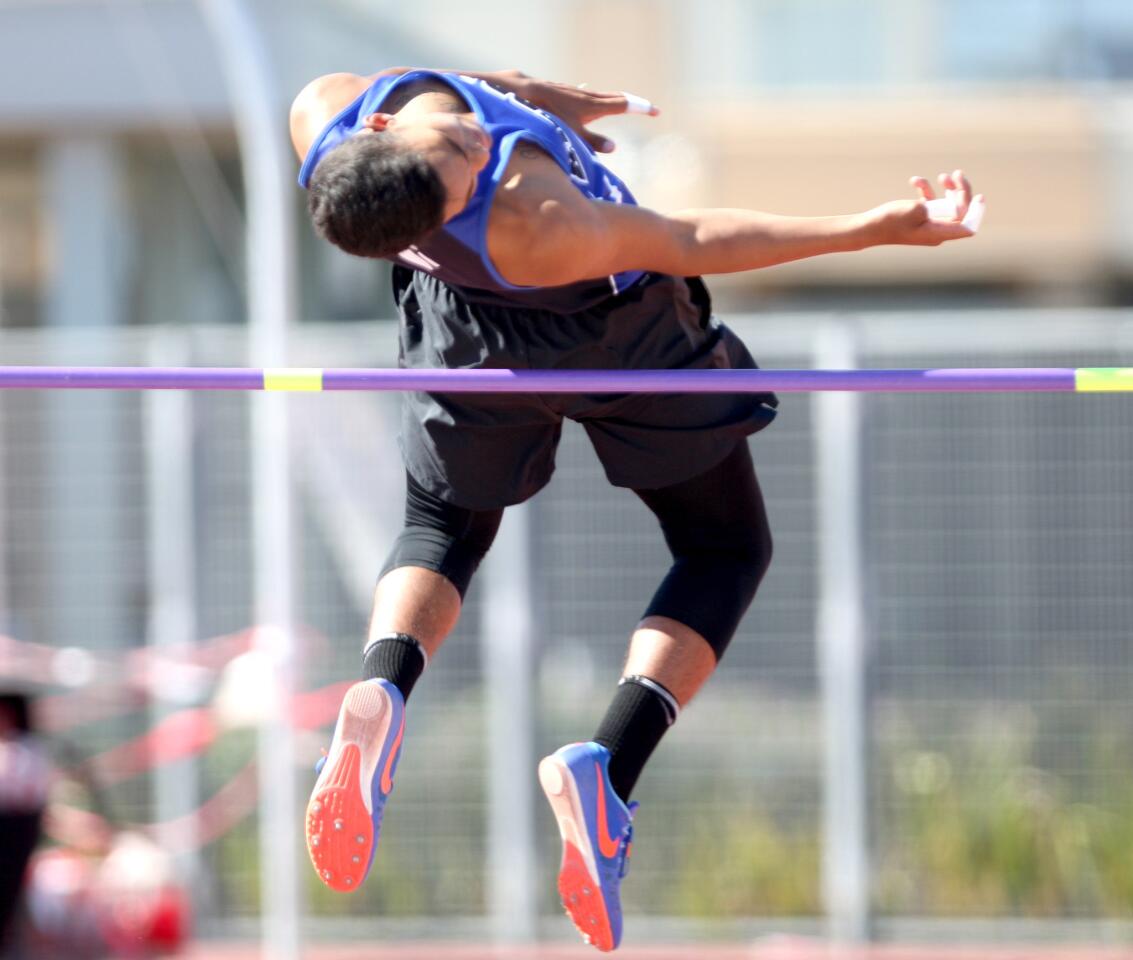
[{"x1": 307, "y1": 134, "x2": 447, "y2": 259}]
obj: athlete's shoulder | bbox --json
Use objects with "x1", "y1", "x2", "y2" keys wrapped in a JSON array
[
  {"x1": 289, "y1": 72, "x2": 373, "y2": 162},
  {"x1": 486, "y1": 148, "x2": 609, "y2": 287}
]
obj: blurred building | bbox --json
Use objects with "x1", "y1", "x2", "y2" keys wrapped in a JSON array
[
  {"x1": 485, "y1": 0, "x2": 1133, "y2": 310},
  {"x1": 0, "y1": 0, "x2": 451, "y2": 334}
]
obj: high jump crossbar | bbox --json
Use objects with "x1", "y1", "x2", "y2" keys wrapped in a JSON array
[{"x1": 0, "y1": 366, "x2": 1131, "y2": 392}]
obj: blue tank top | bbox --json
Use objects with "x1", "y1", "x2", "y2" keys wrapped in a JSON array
[{"x1": 298, "y1": 70, "x2": 647, "y2": 312}]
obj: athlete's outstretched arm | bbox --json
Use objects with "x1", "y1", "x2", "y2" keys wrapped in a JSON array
[{"x1": 493, "y1": 170, "x2": 983, "y2": 288}]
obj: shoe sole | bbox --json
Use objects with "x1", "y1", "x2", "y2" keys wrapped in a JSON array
[
  {"x1": 538, "y1": 756, "x2": 616, "y2": 952},
  {"x1": 306, "y1": 681, "x2": 395, "y2": 893}
]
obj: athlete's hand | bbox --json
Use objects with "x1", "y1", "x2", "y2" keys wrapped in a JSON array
[
  {"x1": 868, "y1": 170, "x2": 985, "y2": 246},
  {"x1": 508, "y1": 76, "x2": 660, "y2": 154}
]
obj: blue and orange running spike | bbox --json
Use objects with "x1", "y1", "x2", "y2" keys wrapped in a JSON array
[{"x1": 306, "y1": 679, "x2": 405, "y2": 893}]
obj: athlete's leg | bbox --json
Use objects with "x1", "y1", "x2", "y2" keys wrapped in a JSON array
[
  {"x1": 540, "y1": 440, "x2": 772, "y2": 951},
  {"x1": 601, "y1": 439, "x2": 772, "y2": 799},
  {"x1": 621, "y1": 616, "x2": 716, "y2": 704},
  {"x1": 363, "y1": 472, "x2": 503, "y2": 695},
  {"x1": 367, "y1": 567, "x2": 461, "y2": 661},
  {"x1": 307, "y1": 474, "x2": 502, "y2": 893}
]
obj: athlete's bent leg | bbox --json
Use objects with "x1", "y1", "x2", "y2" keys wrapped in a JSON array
[
  {"x1": 307, "y1": 474, "x2": 502, "y2": 893},
  {"x1": 621, "y1": 616, "x2": 716, "y2": 705},
  {"x1": 541, "y1": 440, "x2": 772, "y2": 952},
  {"x1": 635, "y1": 439, "x2": 773, "y2": 662},
  {"x1": 369, "y1": 471, "x2": 504, "y2": 675},
  {"x1": 606, "y1": 439, "x2": 772, "y2": 799},
  {"x1": 368, "y1": 568, "x2": 461, "y2": 662}
]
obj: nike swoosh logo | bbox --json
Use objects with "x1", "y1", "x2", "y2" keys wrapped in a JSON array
[
  {"x1": 594, "y1": 761, "x2": 621, "y2": 859},
  {"x1": 380, "y1": 713, "x2": 405, "y2": 796}
]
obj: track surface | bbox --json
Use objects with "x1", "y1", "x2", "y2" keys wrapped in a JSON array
[{"x1": 182, "y1": 939, "x2": 1133, "y2": 959}]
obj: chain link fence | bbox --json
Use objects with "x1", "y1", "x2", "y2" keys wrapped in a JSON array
[{"x1": 0, "y1": 311, "x2": 1131, "y2": 944}]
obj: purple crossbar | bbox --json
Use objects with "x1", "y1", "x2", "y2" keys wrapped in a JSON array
[
  {"x1": 323, "y1": 368, "x2": 1077, "y2": 393},
  {"x1": 0, "y1": 366, "x2": 1079, "y2": 392},
  {"x1": 0, "y1": 367, "x2": 263, "y2": 390}
]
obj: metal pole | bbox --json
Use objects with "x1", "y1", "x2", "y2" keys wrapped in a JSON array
[
  {"x1": 813, "y1": 322, "x2": 871, "y2": 942},
  {"x1": 194, "y1": 3, "x2": 301, "y2": 958},
  {"x1": 0, "y1": 256, "x2": 7, "y2": 623},
  {"x1": 42, "y1": 137, "x2": 128, "y2": 656},
  {"x1": 480, "y1": 503, "x2": 538, "y2": 943},
  {"x1": 0, "y1": 392, "x2": 6, "y2": 626},
  {"x1": 144, "y1": 332, "x2": 202, "y2": 886}
]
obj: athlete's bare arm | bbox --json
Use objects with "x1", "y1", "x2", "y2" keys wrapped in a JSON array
[
  {"x1": 291, "y1": 67, "x2": 981, "y2": 284},
  {"x1": 488, "y1": 152, "x2": 982, "y2": 287},
  {"x1": 290, "y1": 72, "x2": 369, "y2": 160}
]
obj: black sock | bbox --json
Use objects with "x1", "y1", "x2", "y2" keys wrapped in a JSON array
[
  {"x1": 362, "y1": 633, "x2": 426, "y2": 702},
  {"x1": 593, "y1": 676, "x2": 679, "y2": 803}
]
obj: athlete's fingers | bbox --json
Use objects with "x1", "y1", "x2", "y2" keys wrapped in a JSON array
[
  {"x1": 938, "y1": 171, "x2": 965, "y2": 220},
  {"x1": 565, "y1": 85, "x2": 632, "y2": 110},
  {"x1": 930, "y1": 219, "x2": 975, "y2": 242},
  {"x1": 581, "y1": 127, "x2": 616, "y2": 153},
  {"x1": 964, "y1": 194, "x2": 987, "y2": 232},
  {"x1": 580, "y1": 94, "x2": 631, "y2": 120},
  {"x1": 910, "y1": 176, "x2": 935, "y2": 201},
  {"x1": 619, "y1": 92, "x2": 661, "y2": 116},
  {"x1": 569, "y1": 89, "x2": 660, "y2": 121},
  {"x1": 952, "y1": 168, "x2": 973, "y2": 218}
]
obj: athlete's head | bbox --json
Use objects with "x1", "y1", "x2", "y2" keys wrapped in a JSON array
[{"x1": 307, "y1": 107, "x2": 491, "y2": 259}]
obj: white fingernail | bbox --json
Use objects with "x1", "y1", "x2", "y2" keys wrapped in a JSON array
[{"x1": 622, "y1": 92, "x2": 654, "y2": 115}]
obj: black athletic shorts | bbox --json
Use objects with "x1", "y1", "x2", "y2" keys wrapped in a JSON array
[{"x1": 393, "y1": 267, "x2": 779, "y2": 511}]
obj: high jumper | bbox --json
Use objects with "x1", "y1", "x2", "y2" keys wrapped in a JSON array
[{"x1": 290, "y1": 65, "x2": 982, "y2": 952}]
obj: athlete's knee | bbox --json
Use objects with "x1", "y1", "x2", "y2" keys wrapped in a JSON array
[
  {"x1": 380, "y1": 475, "x2": 503, "y2": 600},
  {"x1": 700, "y1": 524, "x2": 773, "y2": 637},
  {"x1": 732, "y1": 518, "x2": 773, "y2": 602},
  {"x1": 670, "y1": 506, "x2": 773, "y2": 596},
  {"x1": 645, "y1": 508, "x2": 773, "y2": 660}
]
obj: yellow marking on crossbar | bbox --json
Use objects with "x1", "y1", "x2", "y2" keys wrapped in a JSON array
[
  {"x1": 263, "y1": 368, "x2": 324, "y2": 392},
  {"x1": 1075, "y1": 368, "x2": 1133, "y2": 393}
]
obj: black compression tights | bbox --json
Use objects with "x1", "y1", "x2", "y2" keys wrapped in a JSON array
[
  {"x1": 381, "y1": 440, "x2": 771, "y2": 657},
  {"x1": 634, "y1": 441, "x2": 773, "y2": 659},
  {"x1": 380, "y1": 474, "x2": 503, "y2": 600}
]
